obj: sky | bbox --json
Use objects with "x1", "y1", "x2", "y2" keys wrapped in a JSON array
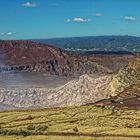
[{"x1": 0, "y1": 0, "x2": 140, "y2": 40}]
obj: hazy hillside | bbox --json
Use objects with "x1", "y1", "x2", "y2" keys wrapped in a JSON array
[{"x1": 33, "y1": 36, "x2": 140, "y2": 52}]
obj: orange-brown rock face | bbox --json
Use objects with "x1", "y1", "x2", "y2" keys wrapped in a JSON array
[
  {"x1": 0, "y1": 40, "x2": 64, "y2": 64},
  {"x1": 0, "y1": 40, "x2": 108, "y2": 76},
  {"x1": 0, "y1": 40, "x2": 70, "y2": 75},
  {"x1": 89, "y1": 55, "x2": 136, "y2": 73}
]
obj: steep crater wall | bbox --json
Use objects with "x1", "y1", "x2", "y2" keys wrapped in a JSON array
[{"x1": 0, "y1": 75, "x2": 112, "y2": 110}]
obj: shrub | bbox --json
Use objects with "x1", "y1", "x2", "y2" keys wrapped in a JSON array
[
  {"x1": 25, "y1": 115, "x2": 33, "y2": 120},
  {"x1": 18, "y1": 129, "x2": 31, "y2": 136},
  {"x1": 36, "y1": 125, "x2": 48, "y2": 131},
  {"x1": 73, "y1": 127, "x2": 78, "y2": 132},
  {"x1": 26, "y1": 124, "x2": 36, "y2": 130}
]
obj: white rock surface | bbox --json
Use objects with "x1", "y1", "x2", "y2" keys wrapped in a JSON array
[{"x1": 0, "y1": 75, "x2": 112, "y2": 110}]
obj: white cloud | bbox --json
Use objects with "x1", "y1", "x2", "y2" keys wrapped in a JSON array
[
  {"x1": 22, "y1": 2, "x2": 38, "y2": 8},
  {"x1": 95, "y1": 13, "x2": 103, "y2": 17},
  {"x1": 0, "y1": 32, "x2": 13, "y2": 36},
  {"x1": 73, "y1": 17, "x2": 92, "y2": 23},
  {"x1": 65, "y1": 19, "x2": 71, "y2": 23},
  {"x1": 124, "y1": 16, "x2": 136, "y2": 21},
  {"x1": 7, "y1": 32, "x2": 13, "y2": 35},
  {"x1": 65, "y1": 17, "x2": 93, "y2": 23}
]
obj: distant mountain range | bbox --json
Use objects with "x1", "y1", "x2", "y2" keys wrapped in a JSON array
[{"x1": 33, "y1": 36, "x2": 140, "y2": 52}]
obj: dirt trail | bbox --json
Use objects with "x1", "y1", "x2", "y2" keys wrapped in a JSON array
[{"x1": 44, "y1": 132, "x2": 140, "y2": 138}]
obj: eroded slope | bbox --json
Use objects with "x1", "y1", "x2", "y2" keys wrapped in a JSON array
[
  {"x1": 109, "y1": 57, "x2": 140, "y2": 95},
  {"x1": 0, "y1": 40, "x2": 109, "y2": 76},
  {"x1": 0, "y1": 75, "x2": 112, "y2": 110}
]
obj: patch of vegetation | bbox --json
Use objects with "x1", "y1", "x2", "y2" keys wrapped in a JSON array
[
  {"x1": 25, "y1": 115, "x2": 33, "y2": 120},
  {"x1": 73, "y1": 127, "x2": 79, "y2": 133}
]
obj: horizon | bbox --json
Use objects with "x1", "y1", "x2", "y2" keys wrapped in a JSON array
[
  {"x1": 1, "y1": 35, "x2": 140, "y2": 41},
  {"x1": 0, "y1": 0, "x2": 140, "y2": 40}
]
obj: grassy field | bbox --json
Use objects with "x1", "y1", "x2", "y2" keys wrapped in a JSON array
[{"x1": 0, "y1": 106, "x2": 140, "y2": 140}]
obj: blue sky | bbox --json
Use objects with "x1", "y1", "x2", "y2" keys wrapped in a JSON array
[{"x1": 0, "y1": 0, "x2": 140, "y2": 40}]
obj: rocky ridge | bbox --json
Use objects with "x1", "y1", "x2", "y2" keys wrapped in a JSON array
[
  {"x1": 0, "y1": 40, "x2": 109, "y2": 76},
  {"x1": 0, "y1": 75, "x2": 112, "y2": 110},
  {"x1": 109, "y1": 57, "x2": 140, "y2": 95}
]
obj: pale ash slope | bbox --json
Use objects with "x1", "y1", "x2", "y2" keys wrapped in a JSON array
[{"x1": 0, "y1": 75, "x2": 112, "y2": 110}]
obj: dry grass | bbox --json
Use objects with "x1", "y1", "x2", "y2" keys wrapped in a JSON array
[{"x1": 0, "y1": 106, "x2": 140, "y2": 140}]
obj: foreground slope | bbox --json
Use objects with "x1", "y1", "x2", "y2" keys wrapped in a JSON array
[{"x1": 0, "y1": 106, "x2": 139, "y2": 140}]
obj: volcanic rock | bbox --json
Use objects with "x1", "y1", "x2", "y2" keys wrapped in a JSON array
[
  {"x1": 0, "y1": 74, "x2": 112, "y2": 109},
  {"x1": 0, "y1": 40, "x2": 109, "y2": 76}
]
